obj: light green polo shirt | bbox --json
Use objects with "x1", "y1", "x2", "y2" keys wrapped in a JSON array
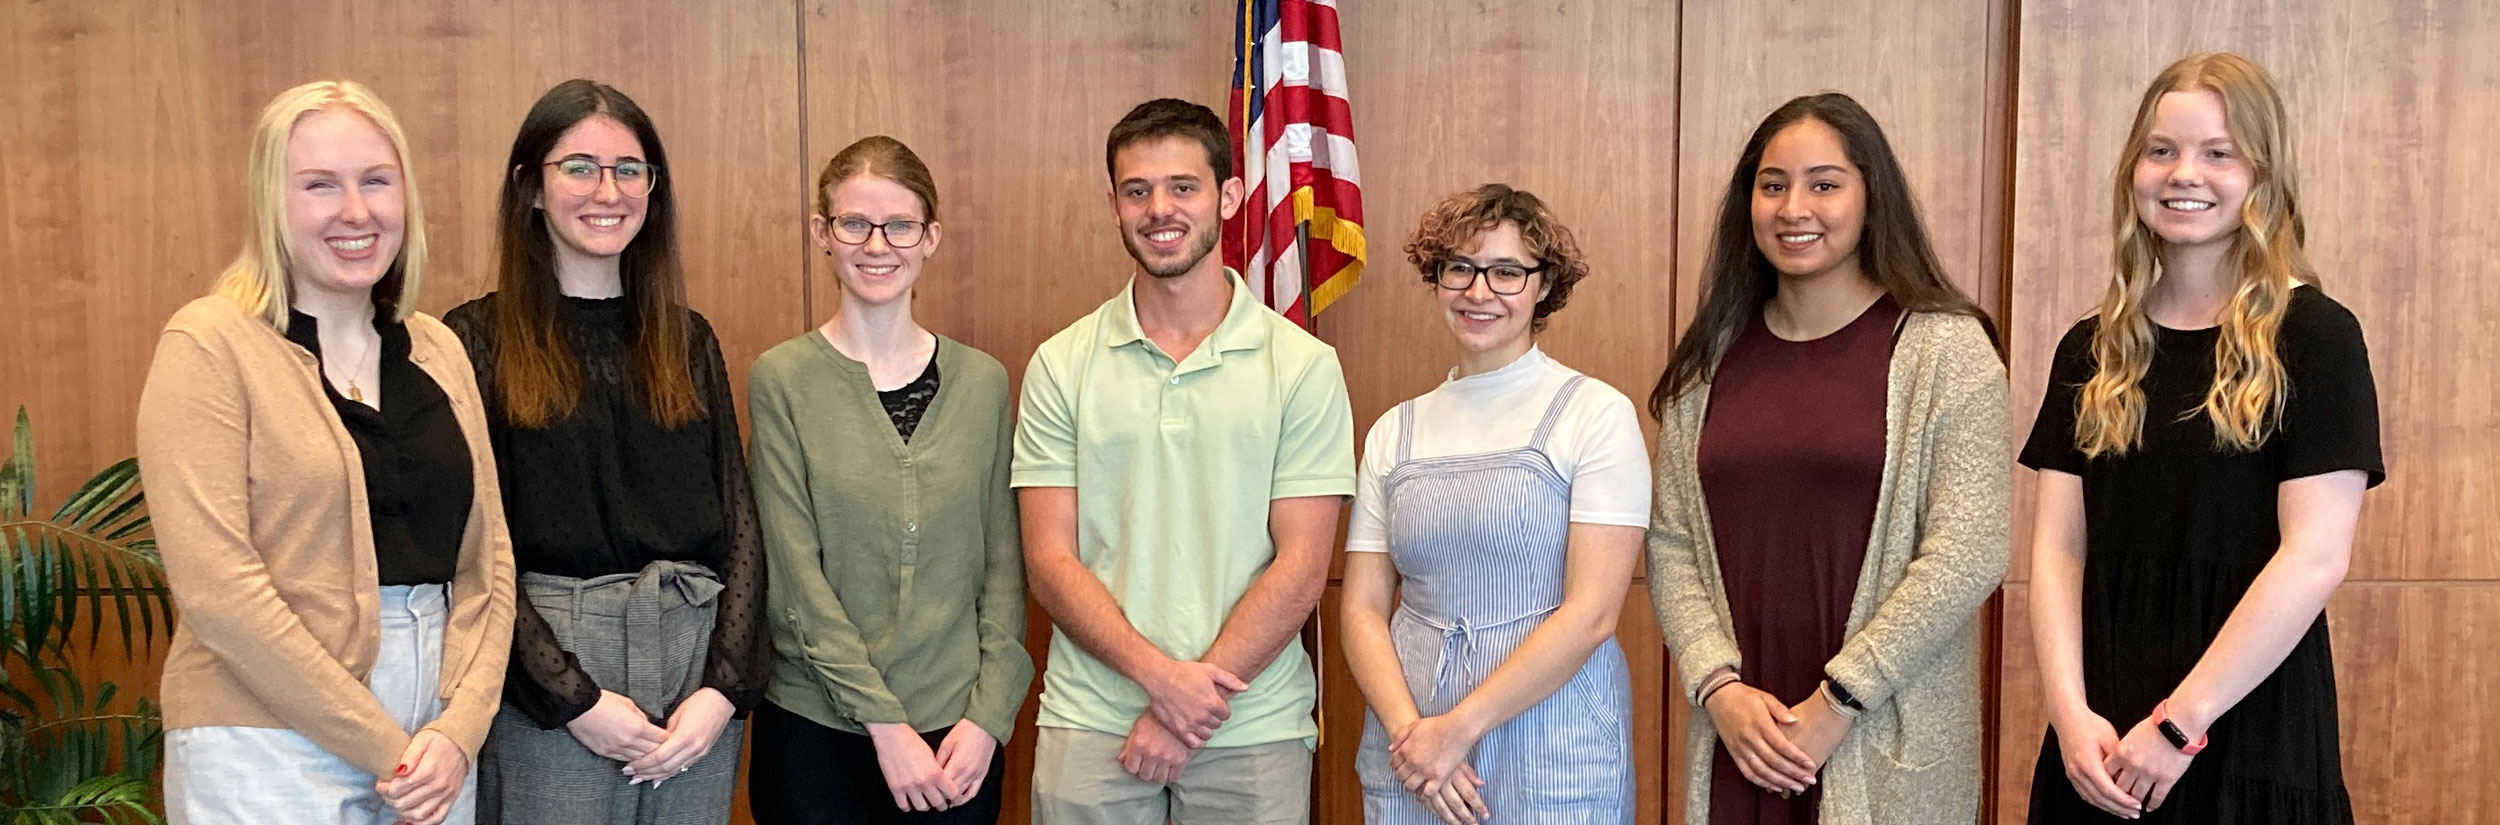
[{"x1": 1012, "y1": 271, "x2": 1355, "y2": 749}]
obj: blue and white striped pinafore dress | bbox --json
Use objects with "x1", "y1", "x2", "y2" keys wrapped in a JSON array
[{"x1": 1356, "y1": 375, "x2": 1636, "y2": 824}]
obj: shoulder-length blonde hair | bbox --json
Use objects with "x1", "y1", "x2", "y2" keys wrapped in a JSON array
[
  {"x1": 215, "y1": 79, "x2": 427, "y2": 331},
  {"x1": 2075, "y1": 53, "x2": 2314, "y2": 457}
]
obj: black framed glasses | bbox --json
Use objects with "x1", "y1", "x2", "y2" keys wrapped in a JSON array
[
  {"x1": 542, "y1": 156, "x2": 660, "y2": 198},
  {"x1": 1432, "y1": 259, "x2": 1548, "y2": 295},
  {"x1": 826, "y1": 215, "x2": 928, "y2": 249}
]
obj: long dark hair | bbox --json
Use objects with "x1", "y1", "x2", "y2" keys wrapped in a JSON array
[
  {"x1": 1648, "y1": 92, "x2": 1999, "y2": 417},
  {"x1": 489, "y1": 79, "x2": 702, "y2": 430}
]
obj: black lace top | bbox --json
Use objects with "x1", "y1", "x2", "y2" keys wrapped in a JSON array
[
  {"x1": 876, "y1": 341, "x2": 942, "y2": 442},
  {"x1": 443, "y1": 294, "x2": 766, "y2": 728}
]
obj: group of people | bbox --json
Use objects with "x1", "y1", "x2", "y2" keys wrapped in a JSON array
[{"x1": 134, "y1": 50, "x2": 2380, "y2": 825}]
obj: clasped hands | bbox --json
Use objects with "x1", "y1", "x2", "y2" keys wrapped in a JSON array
[
  {"x1": 867, "y1": 718, "x2": 999, "y2": 812},
  {"x1": 1702, "y1": 681, "x2": 1851, "y2": 798},
  {"x1": 1385, "y1": 713, "x2": 1491, "y2": 825},
  {"x1": 2053, "y1": 704, "x2": 2196, "y2": 819},
  {"x1": 1118, "y1": 657, "x2": 1249, "y2": 784},
  {"x1": 562, "y1": 687, "x2": 735, "y2": 789}
]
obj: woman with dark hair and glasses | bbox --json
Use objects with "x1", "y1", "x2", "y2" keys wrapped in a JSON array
[
  {"x1": 741, "y1": 136, "x2": 1031, "y2": 824},
  {"x1": 443, "y1": 79, "x2": 765, "y2": 824},
  {"x1": 1644, "y1": 92, "x2": 2009, "y2": 825},
  {"x1": 1339, "y1": 184, "x2": 1647, "y2": 825}
]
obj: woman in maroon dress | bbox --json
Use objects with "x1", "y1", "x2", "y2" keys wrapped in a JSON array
[{"x1": 1645, "y1": 93, "x2": 2010, "y2": 825}]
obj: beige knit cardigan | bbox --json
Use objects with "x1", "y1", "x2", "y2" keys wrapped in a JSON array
[{"x1": 1646, "y1": 311, "x2": 2010, "y2": 825}]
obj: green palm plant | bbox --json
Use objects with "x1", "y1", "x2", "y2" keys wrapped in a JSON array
[{"x1": 1, "y1": 407, "x2": 168, "y2": 825}]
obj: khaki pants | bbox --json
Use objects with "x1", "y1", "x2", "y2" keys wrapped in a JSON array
[{"x1": 1030, "y1": 727, "x2": 1311, "y2": 825}]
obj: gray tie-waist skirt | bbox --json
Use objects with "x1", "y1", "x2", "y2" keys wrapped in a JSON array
[{"x1": 477, "y1": 560, "x2": 744, "y2": 825}]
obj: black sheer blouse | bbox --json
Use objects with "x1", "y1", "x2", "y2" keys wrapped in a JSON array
[{"x1": 444, "y1": 294, "x2": 765, "y2": 727}]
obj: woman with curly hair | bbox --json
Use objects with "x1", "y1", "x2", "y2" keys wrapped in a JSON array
[{"x1": 1340, "y1": 184, "x2": 1647, "y2": 825}]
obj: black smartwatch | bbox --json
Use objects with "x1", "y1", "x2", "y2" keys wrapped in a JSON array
[{"x1": 1823, "y1": 676, "x2": 1866, "y2": 713}]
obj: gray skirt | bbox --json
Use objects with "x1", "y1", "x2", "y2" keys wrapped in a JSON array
[{"x1": 477, "y1": 560, "x2": 743, "y2": 825}]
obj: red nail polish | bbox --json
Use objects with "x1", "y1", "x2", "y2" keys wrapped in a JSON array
[{"x1": 395, "y1": 764, "x2": 410, "y2": 776}]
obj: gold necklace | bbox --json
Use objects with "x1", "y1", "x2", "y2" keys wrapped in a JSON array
[{"x1": 327, "y1": 321, "x2": 379, "y2": 403}]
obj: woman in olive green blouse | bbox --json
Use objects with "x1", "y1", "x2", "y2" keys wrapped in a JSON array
[{"x1": 744, "y1": 136, "x2": 1033, "y2": 824}]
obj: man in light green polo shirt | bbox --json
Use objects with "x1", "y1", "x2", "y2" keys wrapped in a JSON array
[{"x1": 1013, "y1": 98, "x2": 1354, "y2": 825}]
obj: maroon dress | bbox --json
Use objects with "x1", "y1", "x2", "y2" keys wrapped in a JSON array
[{"x1": 1697, "y1": 295, "x2": 1900, "y2": 825}]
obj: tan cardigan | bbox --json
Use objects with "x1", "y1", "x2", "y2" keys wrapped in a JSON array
[
  {"x1": 136, "y1": 295, "x2": 516, "y2": 776},
  {"x1": 1646, "y1": 311, "x2": 2010, "y2": 825}
]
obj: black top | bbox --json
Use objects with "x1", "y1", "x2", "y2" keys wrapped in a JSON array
[
  {"x1": 443, "y1": 294, "x2": 766, "y2": 728},
  {"x1": 875, "y1": 340, "x2": 943, "y2": 443},
  {"x1": 284, "y1": 310, "x2": 471, "y2": 586},
  {"x1": 2020, "y1": 285, "x2": 2380, "y2": 825}
]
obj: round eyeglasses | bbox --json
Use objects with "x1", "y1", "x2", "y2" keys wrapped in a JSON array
[
  {"x1": 826, "y1": 215, "x2": 928, "y2": 249},
  {"x1": 542, "y1": 157, "x2": 660, "y2": 199}
]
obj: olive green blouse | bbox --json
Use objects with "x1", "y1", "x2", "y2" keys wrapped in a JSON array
[{"x1": 747, "y1": 330, "x2": 1032, "y2": 739}]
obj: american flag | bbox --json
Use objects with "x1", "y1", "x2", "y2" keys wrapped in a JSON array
[{"x1": 1224, "y1": 0, "x2": 1366, "y2": 328}]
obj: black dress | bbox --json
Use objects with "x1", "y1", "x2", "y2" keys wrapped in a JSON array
[{"x1": 2020, "y1": 286, "x2": 2382, "y2": 824}]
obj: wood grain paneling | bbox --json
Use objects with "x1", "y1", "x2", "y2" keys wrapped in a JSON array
[
  {"x1": 1992, "y1": 584, "x2": 2048, "y2": 823},
  {"x1": 2328, "y1": 584, "x2": 2500, "y2": 821}
]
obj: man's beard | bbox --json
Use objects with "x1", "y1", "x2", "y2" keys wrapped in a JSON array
[{"x1": 1124, "y1": 223, "x2": 1221, "y2": 279}]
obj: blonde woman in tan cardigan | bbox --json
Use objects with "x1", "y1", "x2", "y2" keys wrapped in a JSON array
[
  {"x1": 136, "y1": 80, "x2": 515, "y2": 825},
  {"x1": 1644, "y1": 93, "x2": 2010, "y2": 825}
]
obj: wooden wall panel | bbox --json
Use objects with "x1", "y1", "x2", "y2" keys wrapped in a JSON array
[{"x1": 2328, "y1": 584, "x2": 2500, "y2": 821}]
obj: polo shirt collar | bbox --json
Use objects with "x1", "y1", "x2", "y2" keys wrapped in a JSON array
[{"x1": 1104, "y1": 268, "x2": 1273, "y2": 360}]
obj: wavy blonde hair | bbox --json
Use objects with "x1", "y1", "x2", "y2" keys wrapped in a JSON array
[
  {"x1": 215, "y1": 79, "x2": 427, "y2": 331},
  {"x1": 2076, "y1": 53, "x2": 2314, "y2": 457}
]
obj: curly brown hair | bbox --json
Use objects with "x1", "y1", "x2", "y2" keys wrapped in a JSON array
[{"x1": 1401, "y1": 184, "x2": 1591, "y2": 332}]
